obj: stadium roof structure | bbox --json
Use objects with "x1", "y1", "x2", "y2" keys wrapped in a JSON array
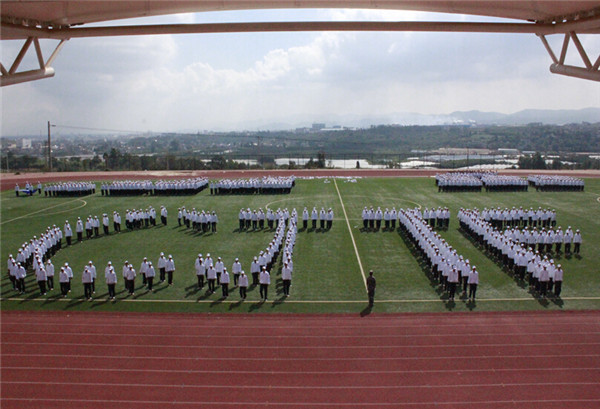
[{"x1": 2, "y1": 0, "x2": 600, "y2": 85}]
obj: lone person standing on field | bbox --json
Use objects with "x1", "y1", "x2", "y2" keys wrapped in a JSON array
[{"x1": 367, "y1": 270, "x2": 376, "y2": 307}]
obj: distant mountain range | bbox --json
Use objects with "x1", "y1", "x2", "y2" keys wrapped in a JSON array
[{"x1": 210, "y1": 107, "x2": 600, "y2": 132}]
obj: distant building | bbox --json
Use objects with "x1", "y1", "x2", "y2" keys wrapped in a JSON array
[
  {"x1": 22, "y1": 139, "x2": 32, "y2": 149},
  {"x1": 311, "y1": 123, "x2": 326, "y2": 131},
  {"x1": 498, "y1": 148, "x2": 519, "y2": 155}
]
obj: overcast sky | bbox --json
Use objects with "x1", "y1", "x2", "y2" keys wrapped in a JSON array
[{"x1": 2, "y1": 8, "x2": 599, "y2": 136}]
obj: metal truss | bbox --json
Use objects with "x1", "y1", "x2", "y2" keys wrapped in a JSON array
[
  {"x1": 0, "y1": 37, "x2": 68, "y2": 87},
  {"x1": 1, "y1": 11, "x2": 599, "y2": 85},
  {"x1": 539, "y1": 32, "x2": 600, "y2": 81}
]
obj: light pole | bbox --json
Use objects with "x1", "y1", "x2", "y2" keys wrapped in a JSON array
[{"x1": 47, "y1": 121, "x2": 56, "y2": 172}]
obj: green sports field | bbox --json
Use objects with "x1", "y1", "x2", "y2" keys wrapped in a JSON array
[{"x1": 1, "y1": 177, "x2": 599, "y2": 313}]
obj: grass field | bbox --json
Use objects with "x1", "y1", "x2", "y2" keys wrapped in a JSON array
[{"x1": 1, "y1": 177, "x2": 599, "y2": 313}]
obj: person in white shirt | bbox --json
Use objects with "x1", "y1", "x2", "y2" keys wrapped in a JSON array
[
  {"x1": 215, "y1": 257, "x2": 224, "y2": 284},
  {"x1": 573, "y1": 230, "x2": 582, "y2": 254},
  {"x1": 195, "y1": 255, "x2": 205, "y2": 289},
  {"x1": 220, "y1": 268, "x2": 230, "y2": 297},
  {"x1": 206, "y1": 265, "x2": 217, "y2": 293},
  {"x1": 157, "y1": 253, "x2": 167, "y2": 282},
  {"x1": 59, "y1": 267, "x2": 70, "y2": 297},
  {"x1": 553, "y1": 264, "x2": 563, "y2": 298},
  {"x1": 36, "y1": 263, "x2": 47, "y2": 295},
  {"x1": 125, "y1": 265, "x2": 136, "y2": 295},
  {"x1": 251, "y1": 256, "x2": 260, "y2": 286},
  {"x1": 231, "y1": 258, "x2": 242, "y2": 287},
  {"x1": 82, "y1": 267, "x2": 93, "y2": 300},
  {"x1": 64, "y1": 263, "x2": 73, "y2": 292},
  {"x1": 259, "y1": 267, "x2": 271, "y2": 300},
  {"x1": 105, "y1": 266, "x2": 117, "y2": 300},
  {"x1": 238, "y1": 271, "x2": 249, "y2": 299},
  {"x1": 86, "y1": 261, "x2": 97, "y2": 293},
  {"x1": 468, "y1": 266, "x2": 479, "y2": 301},
  {"x1": 146, "y1": 262, "x2": 156, "y2": 292},
  {"x1": 140, "y1": 257, "x2": 149, "y2": 285},
  {"x1": 281, "y1": 262, "x2": 292, "y2": 297},
  {"x1": 165, "y1": 255, "x2": 175, "y2": 285},
  {"x1": 45, "y1": 259, "x2": 55, "y2": 291}
]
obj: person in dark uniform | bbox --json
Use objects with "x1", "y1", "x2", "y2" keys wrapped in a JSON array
[{"x1": 367, "y1": 270, "x2": 376, "y2": 307}]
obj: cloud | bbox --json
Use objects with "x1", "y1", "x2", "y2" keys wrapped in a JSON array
[{"x1": 2, "y1": 9, "x2": 599, "y2": 135}]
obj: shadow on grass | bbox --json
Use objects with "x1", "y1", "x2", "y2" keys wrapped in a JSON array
[
  {"x1": 229, "y1": 299, "x2": 244, "y2": 310},
  {"x1": 271, "y1": 295, "x2": 287, "y2": 307},
  {"x1": 249, "y1": 300, "x2": 265, "y2": 312}
]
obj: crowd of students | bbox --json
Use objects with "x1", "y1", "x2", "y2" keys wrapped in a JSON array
[
  {"x1": 398, "y1": 208, "x2": 479, "y2": 301},
  {"x1": 458, "y1": 208, "x2": 566, "y2": 298},
  {"x1": 210, "y1": 176, "x2": 295, "y2": 195},
  {"x1": 43, "y1": 181, "x2": 96, "y2": 196},
  {"x1": 100, "y1": 178, "x2": 209, "y2": 196},
  {"x1": 528, "y1": 175, "x2": 585, "y2": 191}
]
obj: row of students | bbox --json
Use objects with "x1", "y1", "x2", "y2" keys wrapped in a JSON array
[
  {"x1": 361, "y1": 207, "x2": 449, "y2": 231},
  {"x1": 398, "y1": 208, "x2": 479, "y2": 301},
  {"x1": 210, "y1": 176, "x2": 295, "y2": 195},
  {"x1": 528, "y1": 175, "x2": 584, "y2": 191}
]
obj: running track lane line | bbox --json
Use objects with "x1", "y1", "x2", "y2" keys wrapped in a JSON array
[
  {"x1": 334, "y1": 178, "x2": 367, "y2": 291},
  {"x1": 3, "y1": 380, "x2": 597, "y2": 390},
  {"x1": 2, "y1": 397, "x2": 600, "y2": 407}
]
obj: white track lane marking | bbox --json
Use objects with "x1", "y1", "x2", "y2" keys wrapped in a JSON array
[
  {"x1": 334, "y1": 178, "x2": 367, "y2": 291},
  {"x1": 4, "y1": 330, "x2": 598, "y2": 338},
  {"x1": 3, "y1": 353, "x2": 598, "y2": 361},
  {"x1": 3, "y1": 342, "x2": 599, "y2": 349},
  {"x1": 2, "y1": 380, "x2": 596, "y2": 390},
  {"x1": 1, "y1": 198, "x2": 87, "y2": 225},
  {"x1": 2, "y1": 398, "x2": 599, "y2": 407},
  {"x1": 3, "y1": 365, "x2": 599, "y2": 374}
]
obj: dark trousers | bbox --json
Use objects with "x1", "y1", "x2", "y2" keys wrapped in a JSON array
[
  {"x1": 208, "y1": 278, "x2": 216, "y2": 292},
  {"x1": 142, "y1": 273, "x2": 146, "y2": 285},
  {"x1": 283, "y1": 279, "x2": 291, "y2": 295},
  {"x1": 448, "y1": 282, "x2": 457, "y2": 300},
  {"x1": 468, "y1": 283, "x2": 477, "y2": 300},
  {"x1": 60, "y1": 282, "x2": 68, "y2": 296},
  {"x1": 38, "y1": 280, "x2": 47, "y2": 295},
  {"x1": 233, "y1": 274, "x2": 239, "y2": 286},
  {"x1": 252, "y1": 272, "x2": 259, "y2": 285},
  {"x1": 91, "y1": 278, "x2": 95, "y2": 293},
  {"x1": 574, "y1": 243, "x2": 580, "y2": 254},
  {"x1": 147, "y1": 277, "x2": 154, "y2": 291},
  {"x1": 312, "y1": 220, "x2": 317, "y2": 229},
  {"x1": 108, "y1": 284, "x2": 116, "y2": 298},
  {"x1": 197, "y1": 275, "x2": 204, "y2": 288},
  {"x1": 240, "y1": 286, "x2": 247, "y2": 299},
  {"x1": 368, "y1": 290, "x2": 375, "y2": 307},
  {"x1": 304, "y1": 220, "x2": 308, "y2": 229},
  {"x1": 84, "y1": 283, "x2": 92, "y2": 299},
  {"x1": 77, "y1": 232, "x2": 82, "y2": 242},
  {"x1": 66, "y1": 236, "x2": 72, "y2": 245},
  {"x1": 222, "y1": 283, "x2": 229, "y2": 297},
  {"x1": 167, "y1": 271, "x2": 173, "y2": 284},
  {"x1": 160, "y1": 268, "x2": 166, "y2": 281},
  {"x1": 260, "y1": 284, "x2": 269, "y2": 299},
  {"x1": 9, "y1": 275, "x2": 16, "y2": 290},
  {"x1": 554, "y1": 281, "x2": 562, "y2": 297},
  {"x1": 104, "y1": 225, "x2": 109, "y2": 235}
]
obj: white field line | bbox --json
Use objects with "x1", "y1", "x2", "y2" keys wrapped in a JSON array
[
  {"x1": 334, "y1": 178, "x2": 367, "y2": 291},
  {"x1": 1, "y1": 198, "x2": 86, "y2": 225}
]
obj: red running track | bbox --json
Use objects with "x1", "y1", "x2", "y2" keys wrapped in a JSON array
[{"x1": 2, "y1": 310, "x2": 600, "y2": 409}]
